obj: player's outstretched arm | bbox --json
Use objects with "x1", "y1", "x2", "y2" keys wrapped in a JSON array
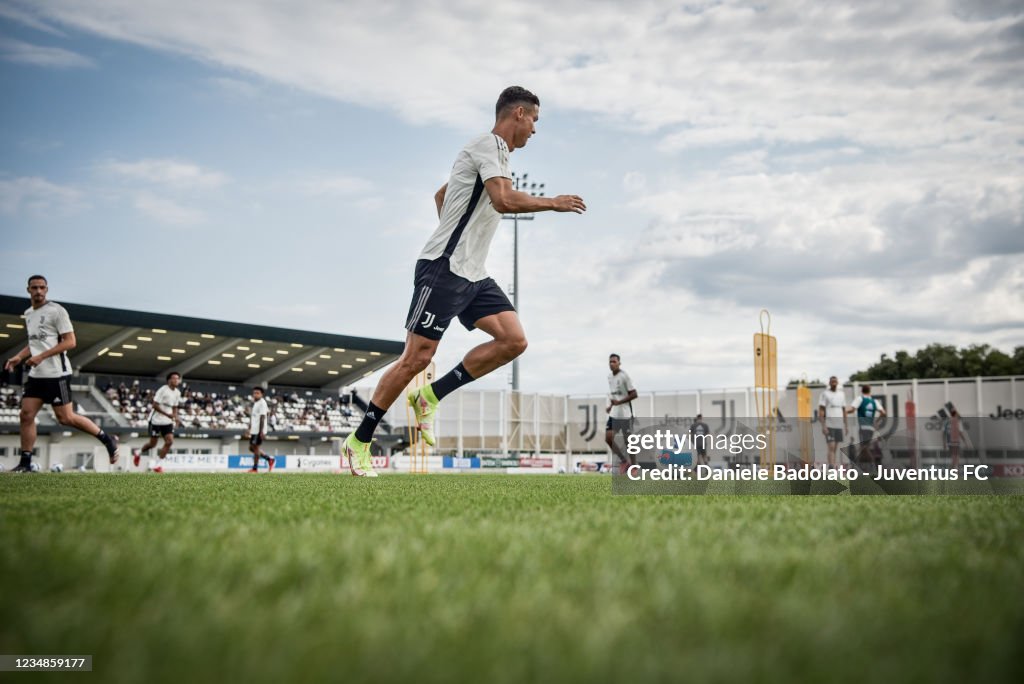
[
  {"x1": 484, "y1": 177, "x2": 585, "y2": 214},
  {"x1": 4, "y1": 346, "x2": 29, "y2": 371}
]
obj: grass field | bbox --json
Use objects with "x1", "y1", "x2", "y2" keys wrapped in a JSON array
[{"x1": 1, "y1": 474, "x2": 1023, "y2": 683}]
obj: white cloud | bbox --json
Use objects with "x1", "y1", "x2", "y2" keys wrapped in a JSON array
[
  {"x1": 6, "y1": 1, "x2": 1019, "y2": 150},
  {"x1": 0, "y1": 4, "x2": 66, "y2": 35},
  {"x1": 0, "y1": 37, "x2": 94, "y2": 68},
  {"x1": 0, "y1": 176, "x2": 84, "y2": 215},
  {"x1": 101, "y1": 158, "x2": 228, "y2": 189}
]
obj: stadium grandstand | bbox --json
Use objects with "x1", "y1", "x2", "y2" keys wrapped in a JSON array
[{"x1": 0, "y1": 294, "x2": 405, "y2": 470}]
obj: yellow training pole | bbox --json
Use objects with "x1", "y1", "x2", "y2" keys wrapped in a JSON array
[{"x1": 753, "y1": 310, "x2": 778, "y2": 472}]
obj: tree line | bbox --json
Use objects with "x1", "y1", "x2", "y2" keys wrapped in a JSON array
[{"x1": 850, "y1": 344, "x2": 1024, "y2": 381}]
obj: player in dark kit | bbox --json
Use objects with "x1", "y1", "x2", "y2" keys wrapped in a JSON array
[
  {"x1": 342, "y1": 86, "x2": 586, "y2": 477},
  {"x1": 4, "y1": 275, "x2": 120, "y2": 471},
  {"x1": 689, "y1": 414, "x2": 711, "y2": 466}
]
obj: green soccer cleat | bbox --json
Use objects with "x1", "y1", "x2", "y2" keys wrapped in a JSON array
[
  {"x1": 343, "y1": 433, "x2": 377, "y2": 477},
  {"x1": 407, "y1": 385, "x2": 439, "y2": 446}
]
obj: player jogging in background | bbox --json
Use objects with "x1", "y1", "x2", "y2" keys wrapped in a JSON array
[
  {"x1": 343, "y1": 86, "x2": 586, "y2": 477},
  {"x1": 244, "y1": 387, "x2": 273, "y2": 473},
  {"x1": 605, "y1": 353, "x2": 637, "y2": 473},
  {"x1": 4, "y1": 275, "x2": 120, "y2": 471},
  {"x1": 818, "y1": 375, "x2": 848, "y2": 469},
  {"x1": 134, "y1": 371, "x2": 182, "y2": 473},
  {"x1": 846, "y1": 384, "x2": 885, "y2": 467},
  {"x1": 689, "y1": 413, "x2": 711, "y2": 466}
]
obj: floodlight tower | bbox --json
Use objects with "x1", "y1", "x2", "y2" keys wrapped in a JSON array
[{"x1": 501, "y1": 171, "x2": 544, "y2": 392}]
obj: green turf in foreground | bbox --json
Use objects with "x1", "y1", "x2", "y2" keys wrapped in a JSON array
[{"x1": 1, "y1": 474, "x2": 1022, "y2": 683}]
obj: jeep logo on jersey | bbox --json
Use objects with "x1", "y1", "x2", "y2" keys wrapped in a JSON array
[{"x1": 420, "y1": 311, "x2": 436, "y2": 328}]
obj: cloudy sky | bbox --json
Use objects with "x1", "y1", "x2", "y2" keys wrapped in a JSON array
[{"x1": 1, "y1": 0, "x2": 1021, "y2": 396}]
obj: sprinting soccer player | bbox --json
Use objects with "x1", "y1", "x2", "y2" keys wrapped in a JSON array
[
  {"x1": 3, "y1": 275, "x2": 120, "y2": 471},
  {"x1": 817, "y1": 375, "x2": 848, "y2": 469},
  {"x1": 133, "y1": 371, "x2": 183, "y2": 473},
  {"x1": 243, "y1": 387, "x2": 273, "y2": 473},
  {"x1": 689, "y1": 413, "x2": 711, "y2": 466},
  {"x1": 605, "y1": 353, "x2": 637, "y2": 472},
  {"x1": 343, "y1": 86, "x2": 586, "y2": 477},
  {"x1": 846, "y1": 384, "x2": 885, "y2": 467}
]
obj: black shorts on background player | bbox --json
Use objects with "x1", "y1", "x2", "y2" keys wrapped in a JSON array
[
  {"x1": 606, "y1": 417, "x2": 632, "y2": 433},
  {"x1": 825, "y1": 427, "x2": 843, "y2": 443},
  {"x1": 405, "y1": 257, "x2": 515, "y2": 341},
  {"x1": 148, "y1": 422, "x2": 174, "y2": 438},
  {"x1": 249, "y1": 434, "x2": 264, "y2": 446},
  {"x1": 23, "y1": 376, "x2": 72, "y2": 406}
]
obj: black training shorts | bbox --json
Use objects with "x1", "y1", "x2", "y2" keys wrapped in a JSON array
[
  {"x1": 405, "y1": 258, "x2": 515, "y2": 341},
  {"x1": 606, "y1": 417, "x2": 632, "y2": 434},
  {"x1": 148, "y1": 422, "x2": 174, "y2": 438},
  {"x1": 23, "y1": 376, "x2": 73, "y2": 407}
]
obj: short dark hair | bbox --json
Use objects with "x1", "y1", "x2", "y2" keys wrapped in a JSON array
[
  {"x1": 861, "y1": 384, "x2": 871, "y2": 394},
  {"x1": 696, "y1": 413, "x2": 702, "y2": 420},
  {"x1": 166, "y1": 371, "x2": 181, "y2": 382},
  {"x1": 609, "y1": 353, "x2": 620, "y2": 361},
  {"x1": 495, "y1": 86, "x2": 539, "y2": 118},
  {"x1": 253, "y1": 386, "x2": 264, "y2": 395},
  {"x1": 27, "y1": 274, "x2": 47, "y2": 285}
]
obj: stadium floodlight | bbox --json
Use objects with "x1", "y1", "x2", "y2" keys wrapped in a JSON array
[{"x1": 501, "y1": 171, "x2": 545, "y2": 392}]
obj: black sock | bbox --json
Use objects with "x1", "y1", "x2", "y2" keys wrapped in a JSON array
[
  {"x1": 431, "y1": 362, "x2": 475, "y2": 401},
  {"x1": 354, "y1": 402, "x2": 386, "y2": 443},
  {"x1": 95, "y1": 430, "x2": 114, "y2": 448},
  {"x1": 19, "y1": 450, "x2": 33, "y2": 468}
]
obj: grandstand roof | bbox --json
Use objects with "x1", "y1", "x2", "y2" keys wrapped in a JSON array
[{"x1": 0, "y1": 294, "x2": 403, "y2": 389}]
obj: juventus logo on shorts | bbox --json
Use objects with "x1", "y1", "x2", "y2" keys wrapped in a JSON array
[{"x1": 420, "y1": 311, "x2": 436, "y2": 328}]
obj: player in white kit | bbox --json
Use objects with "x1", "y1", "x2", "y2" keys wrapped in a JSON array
[
  {"x1": 243, "y1": 386, "x2": 273, "y2": 473},
  {"x1": 4, "y1": 275, "x2": 120, "y2": 471},
  {"x1": 817, "y1": 375, "x2": 848, "y2": 469},
  {"x1": 605, "y1": 353, "x2": 638, "y2": 471},
  {"x1": 133, "y1": 371, "x2": 183, "y2": 473},
  {"x1": 342, "y1": 86, "x2": 587, "y2": 476}
]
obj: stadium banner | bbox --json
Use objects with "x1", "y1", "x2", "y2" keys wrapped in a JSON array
[
  {"x1": 518, "y1": 457, "x2": 553, "y2": 468},
  {"x1": 291, "y1": 455, "x2": 390, "y2": 471},
  {"x1": 573, "y1": 460, "x2": 611, "y2": 473},
  {"x1": 158, "y1": 454, "x2": 233, "y2": 471},
  {"x1": 481, "y1": 456, "x2": 521, "y2": 468},
  {"x1": 599, "y1": 416, "x2": 1024, "y2": 495},
  {"x1": 153, "y1": 454, "x2": 390, "y2": 472},
  {"x1": 228, "y1": 455, "x2": 284, "y2": 470},
  {"x1": 290, "y1": 455, "x2": 338, "y2": 471},
  {"x1": 442, "y1": 456, "x2": 481, "y2": 469}
]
